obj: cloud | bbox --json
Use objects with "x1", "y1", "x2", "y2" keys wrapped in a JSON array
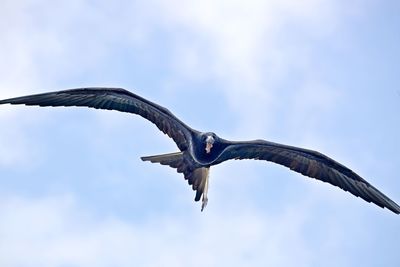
[
  {"x1": 0, "y1": 194, "x2": 314, "y2": 267},
  {"x1": 145, "y1": 0, "x2": 359, "y2": 138},
  {"x1": 0, "y1": 120, "x2": 43, "y2": 168},
  {"x1": 0, "y1": 0, "x2": 356, "y2": 136}
]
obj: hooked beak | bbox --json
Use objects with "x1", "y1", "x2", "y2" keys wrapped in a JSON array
[{"x1": 205, "y1": 136, "x2": 215, "y2": 154}]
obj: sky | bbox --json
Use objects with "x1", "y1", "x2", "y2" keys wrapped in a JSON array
[{"x1": 0, "y1": 0, "x2": 399, "y2": 266}]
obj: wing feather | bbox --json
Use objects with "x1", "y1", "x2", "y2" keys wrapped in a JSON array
[
  {"x1": 0, "y1": 87, "x2": 198, "y2": 151},
  {"x1": 215, "y1": 140, "x2": 400, "y2": 214}
]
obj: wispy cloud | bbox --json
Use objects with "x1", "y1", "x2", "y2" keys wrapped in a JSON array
[
  {"x1": 144, "y1": 0, "x2": 360, "y2": 138},
  {"x1": 0, "y1": 194, "x2": 314, "y2": 267}
]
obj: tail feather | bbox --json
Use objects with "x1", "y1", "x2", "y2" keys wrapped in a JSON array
[
  {"x1": 141, "y1": 152, "x2": 184, "y2": 168},
  {"x1": 194, "y1": 168, "x2": 210, "y2": 201},
  {"x1": 141, "y1": 152, "x2": 210, "y2": 210}
]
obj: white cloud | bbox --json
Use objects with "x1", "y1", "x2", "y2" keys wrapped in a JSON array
[
  {"x1": 0, "y1": 1, "x2": 49, "y2": 167},
  {"x1": 0, "y1": 120, "x2": 43, "y2": 168},
  {"x1": 0, "y1": 194, "x2": 314, "y2": 267},
  {"x1": 0, "y1": 0, "x2": 356, "y2": 136},
  {"x1": 147, "y1": 0, "x2": 359, "y2": 137}
]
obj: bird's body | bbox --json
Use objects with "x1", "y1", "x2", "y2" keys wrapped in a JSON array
[{"x1": 1, "y1": 87, "x2": 399, "y2": 214}]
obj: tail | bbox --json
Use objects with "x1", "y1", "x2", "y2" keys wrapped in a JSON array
[
  {"x1": 141, "y1": 152, "x2": 210, "y2": 211},
  {"x1": 141, "y1": 152, "x2": 184, "y2": 168}
]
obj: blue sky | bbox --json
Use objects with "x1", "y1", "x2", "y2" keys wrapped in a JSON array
[{"x1": 0, "y1": 1, "x2": 399, "y2": 266}]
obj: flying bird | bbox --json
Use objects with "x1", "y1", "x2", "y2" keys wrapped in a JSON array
[{"x1": 1, "y1": 87, "x2": 399, "y2": 214}]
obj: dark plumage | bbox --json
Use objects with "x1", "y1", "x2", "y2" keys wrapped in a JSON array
[{"x1": 0, "y1": 87, "x2": 399, "y2": 213}]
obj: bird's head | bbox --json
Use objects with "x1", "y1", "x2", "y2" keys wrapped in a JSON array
[{"x1": 203, "y1": 133, "x2": 216, "y2": 154}]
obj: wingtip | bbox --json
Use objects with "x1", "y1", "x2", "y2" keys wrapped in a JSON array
[
  {"x1": 377, "y1": 196, "x2": 400, "y2": 215},
  {"x1": 387, "y1": 204, "x2": 400, "y2": 215}
]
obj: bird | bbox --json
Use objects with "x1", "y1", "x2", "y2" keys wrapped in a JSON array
[{"x1": 0, "y1": 87, "x2": 399, "y2": 214}]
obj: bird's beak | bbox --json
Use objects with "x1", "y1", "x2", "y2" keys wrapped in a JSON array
[{"x1": 205, "y1": 136, "x2": 214, "y2": 154}]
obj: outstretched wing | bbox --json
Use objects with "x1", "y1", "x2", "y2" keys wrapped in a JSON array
[
  {"x1": 0, "y1": 87, "x2": 197, "y2": 151},
  {"x1": 214, "y1": 140, "x2": 400, "y2": 214}
]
